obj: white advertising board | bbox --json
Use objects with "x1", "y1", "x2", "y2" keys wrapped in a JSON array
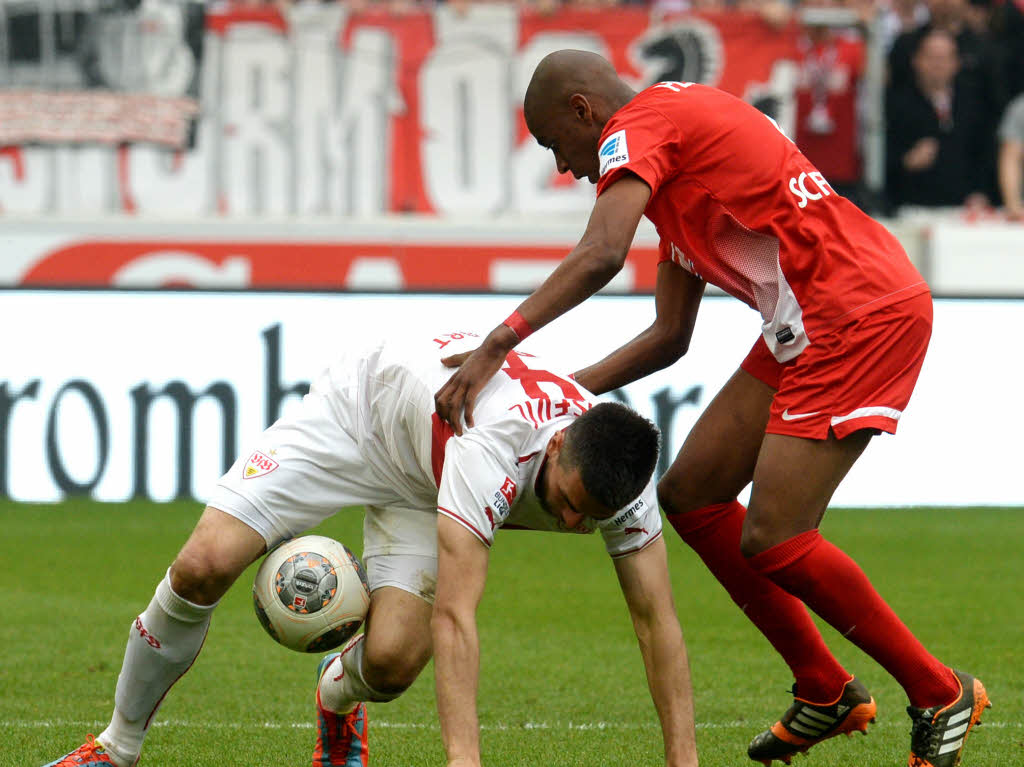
[{"x1": 2, "y1": 291, "x2": 1020, "y2": 507}]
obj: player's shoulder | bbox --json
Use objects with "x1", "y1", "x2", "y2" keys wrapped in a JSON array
[
  {"x1": 606, "y1": 82, "x2": 756, "y2": 140},
  {"x1": 632, "y1": 81, "x2": 739, "y2": 111}
]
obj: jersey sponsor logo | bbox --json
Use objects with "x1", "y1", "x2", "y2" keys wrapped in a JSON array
[
  {"x1": 499, "y1": 476, "x2": 517, "y2": 506},
  {"x1": 243, "y1": 450, "x2": 279, "y2": 479},
  {"x1": 780, "y1": 408, "x2": 820, "y2": 421},
  {"x1": 788, "y1": 171, "x2": 833, "y2": 208},
  {"x1": 598, "y1": 129, "x2": 629, "y2": 177},
  {"x1": 610, "y1": 497, "x2": 644, "y2": 527},
  {"x1": 490, "y1": 489, "x2": 510, "y2": 517}
]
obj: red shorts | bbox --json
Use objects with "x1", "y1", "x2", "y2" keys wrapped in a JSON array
[{"x1": 740, "y1": 292, "x2": 933, "y2": 440}]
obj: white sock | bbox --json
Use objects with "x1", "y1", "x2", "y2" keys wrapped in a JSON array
[
  {"x1": 97, "y1": 570, "x2": 215, "y2": 766},
  {"x1": 318, "y1": 634, "x2": 399, "y2": 714}
]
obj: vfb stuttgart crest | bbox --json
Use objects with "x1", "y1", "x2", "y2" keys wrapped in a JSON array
[{"x1": 243, "y1": 450, "x2": 279, "y2": 479}]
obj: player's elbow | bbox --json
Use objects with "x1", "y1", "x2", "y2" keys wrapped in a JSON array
[
  {"x1": 648, "y1": 321, "x2": 692, "y2": 368},
  {"x1": 576, "y1": 238, "x2": 629, "y2": 287}
]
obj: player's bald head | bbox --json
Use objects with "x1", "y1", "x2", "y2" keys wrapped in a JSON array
[
  {"x1": 523, "y1": 50, "x2": 635, "y2": 184},
  {"x1": 524, "y1": 50, "x2": 633, "y2": 131}
]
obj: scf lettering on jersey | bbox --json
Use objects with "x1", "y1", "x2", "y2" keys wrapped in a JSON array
[{"x1": 789, "y1": 172, "x2": 833, "y2": 209}]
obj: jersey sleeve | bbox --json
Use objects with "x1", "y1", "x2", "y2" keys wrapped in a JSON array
[
  {"x1": 597, "y1": 478, "x2": 663, "y2": 558},
  {"x1": 436, "y1": 435, "x2": 520, "y2": 548},
  {"x1": 595, "y1": 105, "x2": 682, "y2": 200}
]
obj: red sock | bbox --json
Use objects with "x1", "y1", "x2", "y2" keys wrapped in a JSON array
[
  {"x1": 748, "y1": 530, "x2": 959, "y2": 708},
  {"x1": 668, "y1": 501, "x2": 849, "y2": 702}
]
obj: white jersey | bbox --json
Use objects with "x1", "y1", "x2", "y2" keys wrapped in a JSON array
[{"x1": 311, "y1": 331, "x2": 662, "y2": 559}]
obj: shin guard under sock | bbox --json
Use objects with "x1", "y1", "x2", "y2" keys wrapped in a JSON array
[
  {"x1": 98, "y1": 570, "x2": 215, "y2": 764},
  {"x1": 748, "y1": 530, "x2": 959, "y2": 707},
  {"x1": 668, "y1": 501, "x2": 849, "y2": 702}
]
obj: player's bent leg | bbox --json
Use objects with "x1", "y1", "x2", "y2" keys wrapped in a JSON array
[
  {"x1": 43, "y1": 507, "x2": 268, "y2": 767},
  {"x1": 740, "y1": 430, "x2": 871, "y2": 557},
  {"x1": 745, "y1": 431, "x2": 962, "y2": 723},
  {"x1": 168, "y1": 505, "x2": 269, "y2": 605},
  {"x1": 659, "y1": 369, "x2": 852, "y2": 707},
  {"x1": 658, "y1": 367, "x2": 773, "y2": 515},
  {"x1": 314, "y1": 586, "x2": 434, "y2": 767}
]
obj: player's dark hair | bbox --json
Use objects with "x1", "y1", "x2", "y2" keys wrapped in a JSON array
[{"x1": 560, "y1": 402, "x2": 660, "y2": 512}]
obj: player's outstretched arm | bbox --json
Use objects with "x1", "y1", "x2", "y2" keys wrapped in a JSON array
[
  {"x1": 433, "y1": 514, "x2": 491, "y2": 767},
  {"x1": 573, "y1": 261, "x2": 705, "y2": 395},
  {"x1": 434, "y1": 175, "x2": 651, "y2": 434},
  {"x1": 614, "y1": 537, "x2": 700, "y2": 767}
]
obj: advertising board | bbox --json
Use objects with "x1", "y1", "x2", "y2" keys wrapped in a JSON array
[{"x1": 3, "y1": 292, "x2": 1019, "y2": 507}]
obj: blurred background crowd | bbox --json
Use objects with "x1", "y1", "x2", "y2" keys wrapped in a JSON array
[
  {"x1": 2, "y1": 0, "x2": 1023, "y2": 222},
  {"x1": 218, "y1": 0, "x2": 1024, "y2": 220}
]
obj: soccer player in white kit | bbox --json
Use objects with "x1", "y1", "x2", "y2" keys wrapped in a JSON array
[{"x1": 44, "y1": 331, "x2": 700, "y2": 767}]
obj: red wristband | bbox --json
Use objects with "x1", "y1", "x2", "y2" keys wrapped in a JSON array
[{"x1": 502, "y1": 310, "x2": 533, "y2": 342}]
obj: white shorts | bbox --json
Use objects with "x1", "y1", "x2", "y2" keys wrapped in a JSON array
[{"x1": 208, "y1": 387, "x2": 438, "y2": 603}]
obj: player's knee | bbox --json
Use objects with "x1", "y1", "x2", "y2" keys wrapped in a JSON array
[
  {"x1": 170, "y1": 545, "x2": 239, "y2": 606},
  {"x1": 738, "y1": 512, "x2": 783, "y2": 558},
  {"x1": 657, "y1": 471, "x2": 717, "y2": 516},
  {"x1": 362, "y1": 638, "x2": 428, "y2": 694},
  {"x1": 657, "y1": 472, "x2": 688, "y2": 515}
]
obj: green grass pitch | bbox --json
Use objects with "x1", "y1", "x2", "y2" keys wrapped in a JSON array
[{"x1": 3, "y1": 500, "x2": 1021, "y2": 766}]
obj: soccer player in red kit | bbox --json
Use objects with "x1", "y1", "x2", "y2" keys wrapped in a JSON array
[{"x1": 435, "y1": 50, "x2": 990, "y2": 767}]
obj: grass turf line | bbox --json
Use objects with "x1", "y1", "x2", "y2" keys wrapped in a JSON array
[{"x1": 2, "y1": 500, "x2": 1021, "y2": 766}]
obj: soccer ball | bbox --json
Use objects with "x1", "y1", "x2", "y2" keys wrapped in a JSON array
[{"x1": 252, "y1": 535, "x2": 370, "y2": 653}]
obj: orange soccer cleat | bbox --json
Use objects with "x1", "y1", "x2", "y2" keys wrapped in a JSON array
[
  {"x1": 747, "y1": 676, "x2": 877, "y2": 765},
  {"x1": 312, "y1": 652, "x2": 369, "y2": 767},
  {"x1": 907, "y1": 670, "x2": 991, "y2": 767}
]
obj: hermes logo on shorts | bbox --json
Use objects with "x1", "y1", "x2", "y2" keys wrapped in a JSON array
[{"x1": 243, "y1": 450, "x2": 279, "y2": 479}]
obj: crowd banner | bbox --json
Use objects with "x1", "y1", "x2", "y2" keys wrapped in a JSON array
[
  {"x1": 0, "y1": 0, "x2": 204, "y2": 149},
  {"x1": 0, "y1": 4, "x2": 801, "y2": 217}
]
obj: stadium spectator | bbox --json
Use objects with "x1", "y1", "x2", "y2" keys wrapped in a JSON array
[
  {"x1": 793, "y1": 5, "x2": 867, "y2": 204},
  {"x1": 887, "y1": 0, "x2": 1005, "y2": 115},
  {"x1": 876, "y1": 0, "x2": 930, "y2": 52},
  {"x1": 992, "y1": 0, "x2": 1024, "y2": 98},
  {"x1": 436, "y1": 49, "x2": 991, "y2": 767},
  {"x1": 885, "y1": 28, "x2": 994, "y2": 209},
  {"x1": 998, "y1": 92, "x2": 1024, "y2": 220}
]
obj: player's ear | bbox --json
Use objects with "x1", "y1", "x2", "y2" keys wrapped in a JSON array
[
  {"x1": 547, "y1": 428, "x2": 566, "y2": 458},
  {"x1": 570, "y1": 93, "x2": 591, "y2": 123}
]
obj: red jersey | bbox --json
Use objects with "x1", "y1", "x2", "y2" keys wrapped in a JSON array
[{"x1": 595, "y1": 82, "x2": 927, "y2": 363}]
